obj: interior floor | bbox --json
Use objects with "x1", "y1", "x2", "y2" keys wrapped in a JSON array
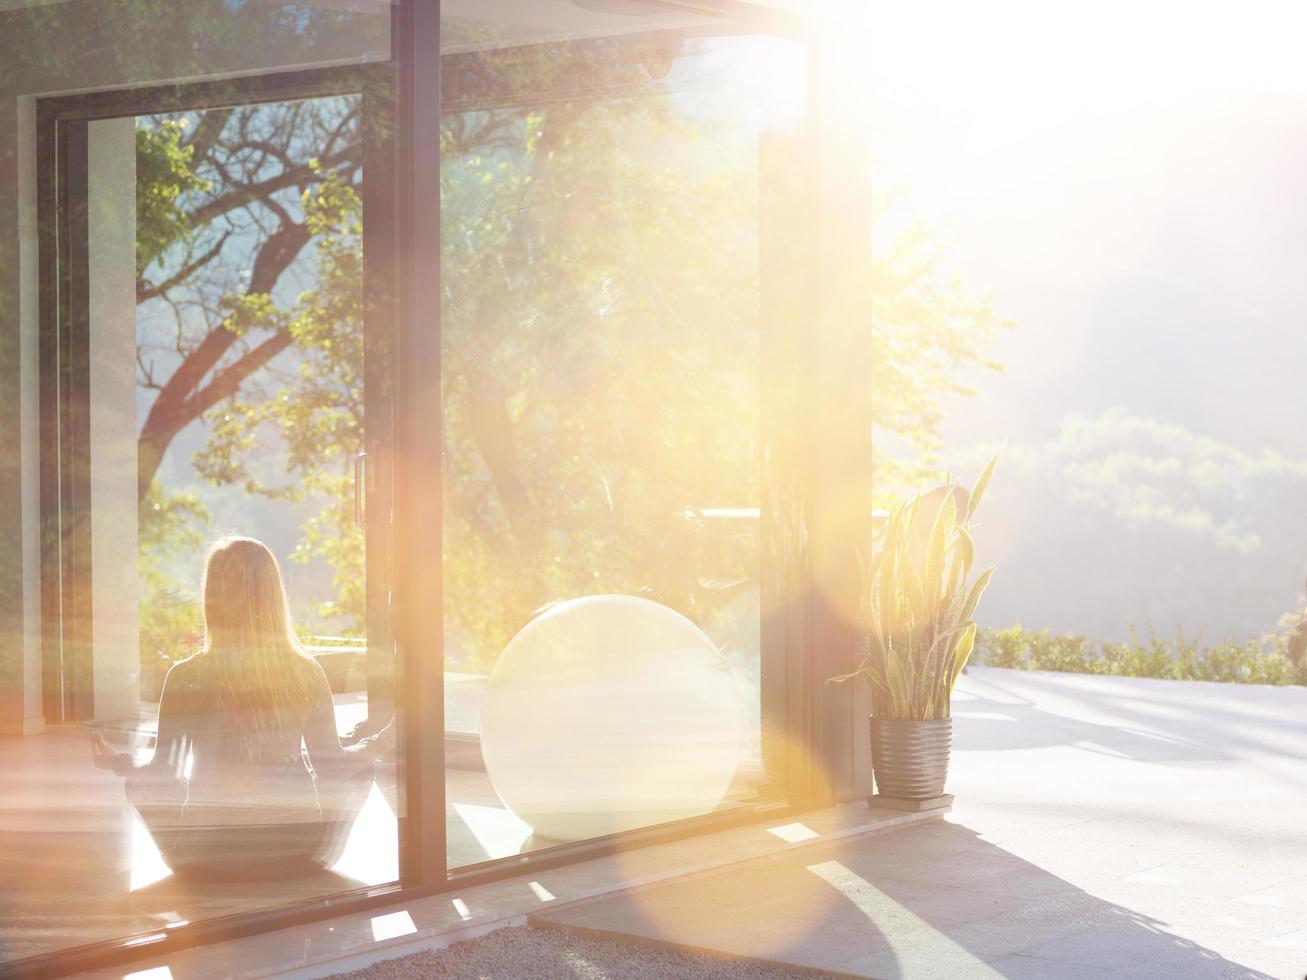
[
  {"x1": 0, "y1": 695, "x2": 398, "y2": 965},
  {"x1": 0, "y1": 694, "x2": 763, "y2": 965}
]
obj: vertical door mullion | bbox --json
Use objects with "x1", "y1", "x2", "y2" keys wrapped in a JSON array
[
  {"x1": 37, "y1": 107, "x2": 63, "y2": 725},
  {"x1": 805, "y1": 24, "x2": 874, "y2": 804},
  {"x1": 393, "y1": 0, "x2": 447, "y2": 887},
  {"x1": 53, "y1": 118, "x2": 95, "y2": 723},
  {"x1": 759, "y1": 124, "x2": 815, "y2": 805},
  {"x1": 362, "y1": 65, "x2": 398, "y2": 731}
]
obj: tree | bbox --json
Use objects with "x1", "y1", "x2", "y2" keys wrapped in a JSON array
[
  {"x1": 190, "y1": 168, "x2": 367, "y2": 623},
  {"x1": 132, "y1": 38, "x2": 1008, "y2": 673},
  {"x1": 131, "y1": 92, "x2": 369, "y2": 669},
  {"x1": 966, "y1": 410, "x2": 1307, "y2": 641},
  {"x1": 433, "y1": 42, "x2": 781, "y2": 666},
  {"x1": 135, "y1": 96, "x2": 362, "y2": 502},
  {"x1": 870, "y1": 209, "x2": 1009, "y2": 499}
]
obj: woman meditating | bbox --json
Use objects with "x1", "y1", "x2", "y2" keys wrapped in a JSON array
[{"x1": 91, "y1": 535, "x2": 389, "y2": 880}]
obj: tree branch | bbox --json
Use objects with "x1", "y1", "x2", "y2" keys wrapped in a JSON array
[
  {"x1": 183, "y1": 107, "x2": 232, "y2": 169},
  {"x1": 182, "y1": 329, "x2": 295, "y2": 421},
  {"x1": 137, "y1": 218, "x2": 311, "y2": 500},
  {"x1": 137, "y1": 231, "x2": 230, "y2": 303},
  {"x1": 187, "y1": 143, "x2": 361, "y2": 230}
]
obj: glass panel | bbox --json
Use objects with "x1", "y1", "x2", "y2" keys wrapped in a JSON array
[
  {"x1": 439, "y1": 2, "x2": 803, "y2": 867},
  {"x1": 131, "y1": 91, "x2": 398, "y2": 879},
  {"x1": 1, "y1": 1, "x2": 395, "y2": 966}
]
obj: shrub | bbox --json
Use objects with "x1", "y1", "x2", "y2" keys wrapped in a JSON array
[
  {"x1": 974, "y1": 624, "x2": 1307, "y2": 686},
  {"x1": 139, "y1": 587, "x2": 202, "y2": 700}
]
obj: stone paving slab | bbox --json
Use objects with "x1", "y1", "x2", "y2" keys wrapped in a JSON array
[
  {"x1": 332, "y1": 925, "x2": 831, "y2": 980},
  {"x1": 66, "y1": 803, "x2": 939, "y2": 980},
  {"x1": 535, "y1": 668, "x2": 1307, "y2": 979}
]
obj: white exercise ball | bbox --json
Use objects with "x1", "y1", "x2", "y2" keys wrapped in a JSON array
[{"x1": 479, "y1": 595, "x2": 743, "y2": 842}]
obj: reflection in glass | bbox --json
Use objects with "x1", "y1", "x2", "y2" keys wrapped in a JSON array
[
  {"x1": 0, "y1": 0, "x2": 395, "y2": 964},
  {"x1": 439, "y1": 11, "x2": 802, "y2": 866},
  {"x1": 479, "y1": 595, "x2": 743, "y2": 842},
  {"x1": 124, "y1": 91, "x2": 399, "y2": 894},
  {"x1": 93, "y1": 538, "x2": 389, "y2": 879}
]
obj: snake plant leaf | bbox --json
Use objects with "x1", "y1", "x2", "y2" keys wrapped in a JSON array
[
  {"x1": 960, "y1": 566, "x2": 995, "y2": 623},
  {"x1": 946, "y1": 554, "x2": 963, "y2": 609},
  {"x1": 951, "y1": 622, "x2": 977, "y2": 686},
  {"x1": 946, "y1": 526, "x2": 972, "y2": 603},
  {"x1": 954, "y1": 525, "x2": 975, "y2": 577},
  {"x1": 870, "y1": 658, "x2": 893, "y2": 694},
  {"x1": 965, "y1": 451, "x2": 1000, "y2": 521},
  {"x1": 926, "y1": 621, "x2": 965, "y2": 691},
  {"x1": 924, "y1": 494, "x2": 955, "y2": 612},
  {"x1": 866, "y1": 549, "x2": 889, "y2": 588},
  {"x1": 879, "y1": 536, "x2": 898, "y2": 635},
  {"x1": 903, "y1": 496, "x2": 921, "y2": 541},
  {"x1": 875, "y1": 519, "x2": 898, "y2": 626},
  {"x1": 885, "y1": 652, "x2": 909, "y2": 716},
  {"x1": 864, "y1": 550, "x2": 888, "y2": 625},
  {"x1": 902, "y1": 539, "x2": 927, "y2": 623}
]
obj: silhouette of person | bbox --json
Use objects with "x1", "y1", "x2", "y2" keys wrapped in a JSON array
[{"x1": 91, "y1": 536, "x2": 389, "y2": 880}]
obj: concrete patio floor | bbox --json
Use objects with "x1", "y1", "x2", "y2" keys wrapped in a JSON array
[
  {"x1": 534, "y1": 667, "x2": 1307, "y2": 979},
  {"x1": 59, "y1": 666, "x2": 1307, "y2": 979}
]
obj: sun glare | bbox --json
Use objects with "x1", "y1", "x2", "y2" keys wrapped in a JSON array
[
  {"x1": 128, "y1": 814, "x2": 172, "y2": 893},
  {"x1": 861, "y1": 0, "x2": 1307, "y2": 217},
  {"x1": 806, "y1": 860, "x2": 1003, "y2": 977},
  {"x1": 330, "y1": 782, "x2": 400, "y2": 885}
]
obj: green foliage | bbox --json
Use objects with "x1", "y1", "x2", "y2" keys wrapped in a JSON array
[
  {"x1": 976, "y1": 623, "x2": 1307, "y2": 686},
  {"x1": 138, "y1": 487, "x2": 207, "y2": 696},
  {"x1": 963, "y1": 411, "x2": 1307, "y2": 641},
  {"x1": 135, "y1": 95, "x2": 372, "y2": 636},
  {"x1": 871, "y1": 216, "x2": 1010, "y2": 500},
  {"x1": 135, "y1": 119, "x2": 210, "y2": 277},
  {"x1": 192, "y1": 169, "x2": 366, "y2": 625},
  {"x1": 832, "y1": 454, "x2": 999, "y2": 719},
  {"x1": 439, "y1": 88, "x2": 763, "y2": 668},
  {"x1": 128, "y1": 49, "x2": 1010, "y2": 663}
]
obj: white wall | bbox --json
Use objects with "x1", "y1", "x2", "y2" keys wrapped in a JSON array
[{"x1": 87, "y1": 118, "x2": 139, "y2": 723}]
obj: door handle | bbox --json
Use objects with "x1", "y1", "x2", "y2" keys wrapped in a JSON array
[{"x1": 354, "y1": 451, "x2": 368, "y2": 530}]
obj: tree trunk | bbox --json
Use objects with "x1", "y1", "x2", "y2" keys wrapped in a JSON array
[{"x1": 136, "y1": 219, "x2": 310, "y2": 501}]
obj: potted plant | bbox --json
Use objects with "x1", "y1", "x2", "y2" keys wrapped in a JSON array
[{"x1": 832, "y1": 455, "x2": 997, "y2": 808}]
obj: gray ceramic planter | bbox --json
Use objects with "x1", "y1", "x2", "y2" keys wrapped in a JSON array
[{"x1": 870, "y1": 716, "x2": 952, "y2": 800}]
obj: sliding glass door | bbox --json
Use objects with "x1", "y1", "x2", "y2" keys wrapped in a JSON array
[
  {"x1": 1, "y1": 0, "x2": 825, "y2": 973},
  {"x1": 5, "y1": 2, "x2": 401, "y2": 965},
  {"x1": 437, "y1": 6, "x2": 806, "y2": 868}
]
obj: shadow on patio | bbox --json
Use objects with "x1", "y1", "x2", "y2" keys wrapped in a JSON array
[{"x1": 533, "y1": 819, "x2": 1272, "y2": 979}]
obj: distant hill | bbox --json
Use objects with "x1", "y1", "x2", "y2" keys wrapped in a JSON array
[
  {"x1": 930, "y1": 90, "x2": 1307, "y2": 640},
  {"x1": 954, "y1": 412, "x2": 1307, "y2": 641}
]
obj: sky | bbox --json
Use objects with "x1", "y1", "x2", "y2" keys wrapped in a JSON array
[{"x1": 859, "y1": 1, "x2": 1307, "y2": 638}]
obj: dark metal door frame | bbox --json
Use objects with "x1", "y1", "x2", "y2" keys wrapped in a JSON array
[
  {"x1": 25, "y1": 53, "x2": 433, "y2": 978},
  {"x1": 390, "y1": 0, "x2": 448, "y2": 891},
  {"x1": 35, "y1": 64, "x2": 396, "y2": 726},
  {"x1": 26, "y1": 52, "x2": 426, "y2": 962}
]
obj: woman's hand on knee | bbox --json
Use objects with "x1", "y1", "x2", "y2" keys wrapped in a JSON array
[
  {"x1": 90, "y1": 732, "x2": 118, "y2": 771},
  {"x1": 363, "y1": 721, "x2": 394, "y2": 760}
]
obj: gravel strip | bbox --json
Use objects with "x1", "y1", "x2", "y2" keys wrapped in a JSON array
[{"x1": 330, "y1": 924, "x2": 823, "y2": 979}]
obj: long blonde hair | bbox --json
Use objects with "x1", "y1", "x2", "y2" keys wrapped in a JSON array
[{"x1": 198, "y1": 536, "x2": 316, "y2": 761}]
